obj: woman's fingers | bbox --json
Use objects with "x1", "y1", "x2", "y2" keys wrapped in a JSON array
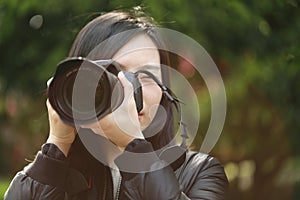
[
  {"x1": 118, "y1": 71, "x2": 134, "y2": 100},
  {"x1": 46, "y1": 99, "x2": 76, "y2": 144}
]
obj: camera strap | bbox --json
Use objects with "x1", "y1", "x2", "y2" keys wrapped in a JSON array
[
  {"x1": 123, "y1": 71, "x2": 143, "y2": 113},
  {"x1": 94, "y1": 59, "x2": 188, "y2": 149},
  {"x1": 135, "y1": 70, "x2": 188, "y2": 149}
]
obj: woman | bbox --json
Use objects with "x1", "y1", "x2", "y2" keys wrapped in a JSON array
[{"x1": 5, "y1": 10, "x2": 228, "y2": 199}]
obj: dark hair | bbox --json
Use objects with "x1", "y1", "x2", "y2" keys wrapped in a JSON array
[{"x1": 69, "y1": 10, "x2": 174, "y2": 150}]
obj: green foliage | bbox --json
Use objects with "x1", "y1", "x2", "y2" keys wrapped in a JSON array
[
  {"x1": 0, "y1": 179, "x2": 9, "y2": 199},
  {"x1": 0, "y1": 0, "x2": 113, "y2": 93}
]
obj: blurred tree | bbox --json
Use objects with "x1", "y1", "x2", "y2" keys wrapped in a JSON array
[
  {"x1": 146, "y1": 0, "x2": 300, "y2": 199},
  {"x1": 0, "y1": 0, "x2": 113, "y2": 175}
]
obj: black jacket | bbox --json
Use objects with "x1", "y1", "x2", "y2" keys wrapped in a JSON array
[{"x1": 5, "y1": 134, "x2": 228, "y2": 199}]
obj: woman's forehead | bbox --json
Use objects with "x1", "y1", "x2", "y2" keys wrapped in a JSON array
[{"x1": 112, "y1": 34, "x2": 160, "y2": 71}]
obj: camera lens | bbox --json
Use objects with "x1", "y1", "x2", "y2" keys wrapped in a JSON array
[
  {"x1": 65, "y1": 67, "x2": 107, "y2": 115},
  {"x1": 48, "y1": 57, "x2": 123, "y2": 126}
]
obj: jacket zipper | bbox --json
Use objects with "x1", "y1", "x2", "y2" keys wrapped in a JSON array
[{"x1": 115, "y1": 175, "x2": 122, "y2": 200}]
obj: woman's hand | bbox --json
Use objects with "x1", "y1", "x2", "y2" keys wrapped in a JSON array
[
  {"x1": 46, "y1": 99, "x2": 76, "y2": 156},
  {"x1": 83, "y1": 72, "x2": 144, "y2": 149}
]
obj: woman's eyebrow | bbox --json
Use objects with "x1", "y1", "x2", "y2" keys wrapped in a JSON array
[{"x1": 135, "y1": 64, "x2": 160, "y2": 71}]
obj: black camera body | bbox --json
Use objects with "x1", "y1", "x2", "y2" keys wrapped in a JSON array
[{"x1": 47, "y1": 57, "x2": 143, "y2": 126}]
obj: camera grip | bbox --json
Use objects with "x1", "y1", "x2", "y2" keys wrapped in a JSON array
[{"x1": 123, "y1": 71, "x2": 143, "y2": 113}]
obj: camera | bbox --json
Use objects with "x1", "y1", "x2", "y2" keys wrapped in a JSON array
[{"x1": 47, "y1": 57, "x2": 143, "y2": 126}]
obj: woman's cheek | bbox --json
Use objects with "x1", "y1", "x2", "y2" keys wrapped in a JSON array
[{"x1": 143, "y1": 85, "x2": 162, "y2": 116}]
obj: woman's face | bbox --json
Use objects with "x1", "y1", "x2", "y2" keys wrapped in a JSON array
[{"x1": 112, "y1": 34, "x2": 162, "y2": 130}]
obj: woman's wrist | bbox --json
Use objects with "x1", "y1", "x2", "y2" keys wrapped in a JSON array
[
  {"x1": 46, "y1": 135, "x2": 72, "y2": 157},
  {"x1": 117, "y1": 135, "x2": 135, "y2": 150}
]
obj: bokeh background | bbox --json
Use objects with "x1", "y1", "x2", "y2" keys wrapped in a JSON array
[{"x1": 0, "y1": 0, "x2": 299, "y2": 199}]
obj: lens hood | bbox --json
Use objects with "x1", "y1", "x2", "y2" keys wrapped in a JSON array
[{"x1": 48, "y1": 57, "x2": 124, "y2": 126}]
